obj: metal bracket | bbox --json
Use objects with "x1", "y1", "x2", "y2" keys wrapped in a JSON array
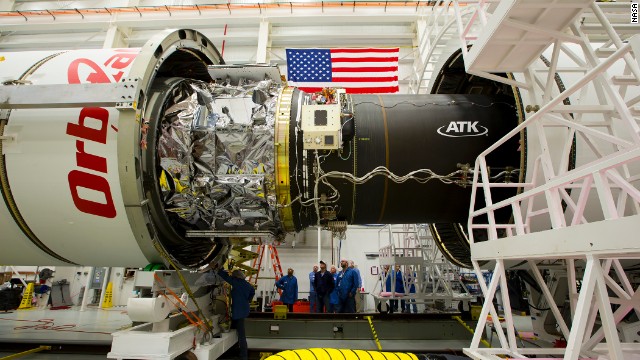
[
  {"x1": 186, "y1": 230, "x2": 274, "y2": 238},
  {"x1": 0, "y1": 109, "x2": 10, "y2": 121},
  {"x1": 0, "y1": 78, "x2": 141, "y2": 110}
]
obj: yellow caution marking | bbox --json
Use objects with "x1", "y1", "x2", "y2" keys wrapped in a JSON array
[
  {"x1": 102, "y1": 282, "x2": 113, "y2": 308},
  {"x1": 452, "y1": 315, "x2": 492, "y2": 348},
  {"x1": 365, "y1": 315, "x2": 383, "y2": 351},
  {"x1": 18, "y1": 283, "x2": 34, "y2": 310}
]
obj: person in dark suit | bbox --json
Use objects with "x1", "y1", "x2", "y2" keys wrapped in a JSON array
[
  {"x1": 314, "y1": 260, "x2": 334, "y2": 313},
  {"x1": 218, "y1": 269, "x2": 255, "y2": 360}
]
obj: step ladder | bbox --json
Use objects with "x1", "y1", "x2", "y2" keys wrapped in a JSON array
[{"x1": 248, "y1": 244, "x2": 284, "y2": 295}]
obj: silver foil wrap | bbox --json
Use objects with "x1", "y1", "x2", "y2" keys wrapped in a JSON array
[{"x1": 158, "y1": 80, "x2": 281, "y2": 233}]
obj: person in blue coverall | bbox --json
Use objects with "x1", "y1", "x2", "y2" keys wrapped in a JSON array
[
  {"x1": 404, "y1": 268, "x2": 418, "y2": 313},
  {"x1": 336, "y1": 259, "x2": 359, "y2": 313},
  {"x1": 218, "y1": 269, "x2": 255, "y2": 360},
  {"x1": 276, "y1": 268, "x2": 298, "y2": 312},
  {"x1": 383, "y1": 265, "x2": 395, "y2": 313},
  {"x1": 349, "y1": 260, "x2": 363, "y2": 312},
  {"x1": 329, "y1": 265, "x2": 339, "y2": 313},
  {"x1": 385, "y1": 265, "x2": 405, "y2": 313},
  {"x1": 309, "y1": 265, "x2": 318, "y2": 312}
]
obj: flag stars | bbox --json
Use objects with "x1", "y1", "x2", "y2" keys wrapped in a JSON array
[{"x1": 287, "y1": 48, "x2": 333, "y2": 82}]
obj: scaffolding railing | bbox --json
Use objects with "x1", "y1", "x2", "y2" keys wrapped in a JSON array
[{"x1": 457, "y1": 1, "x2": 640, "y2": 359}]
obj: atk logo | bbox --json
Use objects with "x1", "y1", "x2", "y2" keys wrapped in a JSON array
[{"x1": 437, "y1": 121, "x2": 488, "y2": 138}]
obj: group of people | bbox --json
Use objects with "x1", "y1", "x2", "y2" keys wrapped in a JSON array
[
  {"x1": 275, "y1": 259, "x2": 363, "y2": 313},
  {"x1": 205, "y1": 262, "x2": 422, "y2": 360},
  {"x1": 382, "y1": 264, "x2": 418, "y2": 313}
]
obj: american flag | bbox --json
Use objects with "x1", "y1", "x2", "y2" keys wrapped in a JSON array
[{"x1": 285, "y1": 48, "x2": 400, "y2": 94}]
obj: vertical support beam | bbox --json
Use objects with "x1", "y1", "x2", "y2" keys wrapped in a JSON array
[
  {"x1": 103, "y1": 0, "x2": 139, "y2": 49},
  {"x1": 467, "y1": 160, "x2": 481, "y2": 243},
  {"x1": 511, "y1": 202, "x2": 525, "y2": 235},
  {"x1": 80, "y1": 267, "x2": 93, "y2": 312},
  {"x1": 567, "y1": 259, "x2": 578, "y2": 315},
  {"x1": 317, "y1": 227, "x2": 322, "y2": 266},
  {"x1": 544, "y1": 41, "x2": 561, "y2": 104},
  {"x1": 103, "y1": 25, "x2": 130, "y2": 49},
  {"x1": 452, "y1": 0, "x2": 468, "y2": 59},
  {"x1": 98, "y1": 267, "x2": 111, "y2": 308},
  {"x1": 593, "y1": 171, "x2": 618, "y2": 220},
  {"x1": 478, "y1": 157, "x2": 498, "y2": 239},
  {"x1": 256, "y1": 21, "x2": 271, "y2": 64},
  {"x1": 412, "y1": 19, "x2": 429, "y2": 94},
  {"x1": 570, "y1": 176, "x2": 593, "y2": 226},
  {"x1": 591, "y1": 258, "x2": 624, "y2": 359},
  {"x1": 564, "y1": 256, "x2": 599, "y2": 360},
  {"x1": 630, "y1": 35, "x2": 640, "y2": 71},
  {"x1": 498, "y1": 260, "x2": 518, "y2": 351}
]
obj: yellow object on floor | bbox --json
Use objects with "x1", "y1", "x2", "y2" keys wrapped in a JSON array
[
  {"x1": 274, "y1": 305, "x2": 288, "y2": 319},
  {"x1": 471, "y1": 305, "x2": 482, "y2": 320},
  {"x1": 452, "y1": 315, "x2": 492, "y2": 348},
  {"x1": 364, "y1": 316, "x2": 383, "y2": 351},
  {"x1": 265, "y1": 349, "x2": 419, "y2": 360},
  {"x1": 17, "y1": 283, "x2": 34, "y2": 310},
  {"x1": 0, "y1": 345, "x2": 51, "y2": 359},
  {"x1": 102, "y1": 282, "x2": 114, "y2": 308}
]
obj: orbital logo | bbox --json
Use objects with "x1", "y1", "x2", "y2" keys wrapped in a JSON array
[
  {"x1": 437, "y1": 121, "x2": 488, "y2": 138},
  {"x1": 65, "y1": 51, "x2": 138, "y2": 219}
]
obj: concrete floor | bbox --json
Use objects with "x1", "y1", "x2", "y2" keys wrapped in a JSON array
[
  {"x1": 0, "y1": 306, "x2": 128, "y2": 345},
  {"x1": 0, "y1": 306, "x2": 125, "y2": 359},
  {"x1": 0, "y1": 306, "x2": 544, "y2": 359},
  {"x1": 0, "y1": 306, "x2": 238, "y2": 359}
]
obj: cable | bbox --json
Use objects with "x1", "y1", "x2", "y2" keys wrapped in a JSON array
[
  {"x1": 338, "y1": 144, "x2": 352, "y2": 161},
  {"x1": 311, "y1": 165, "x2": 465, "y2": 225},
  {"x1": 528, "y1": 302, "x2": 551, "y2": 311},
  {"x1": 151, "y1": 241, "x2": 215, "y2": 340}
]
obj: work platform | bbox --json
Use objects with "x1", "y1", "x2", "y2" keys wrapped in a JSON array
[
  {"x1": 466, "y1": 0, "x2": 593, "y2": 73},
  {"x1": 447, "y1": 0, "x2": 640, "y2": 358}
]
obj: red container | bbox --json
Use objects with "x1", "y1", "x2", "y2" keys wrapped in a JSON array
[
  {"x1": 271, "y1": 301, "x2": 283, "y2": 312},
  {"x1": 293, "y1": 300, "x2": 310, "y2": 313}
]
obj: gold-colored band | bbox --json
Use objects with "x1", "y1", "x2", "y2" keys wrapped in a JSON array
[
  {"x1": 429, "y1": 224, "x2": 469, "y2": 269},
  {"x1": 274, "y1": 87, "x2": 296, "y2": 232}
]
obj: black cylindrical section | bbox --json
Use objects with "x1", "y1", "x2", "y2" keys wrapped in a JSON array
[{"x1": 292, "y1": 93, "x2": 520, "y2": 229}]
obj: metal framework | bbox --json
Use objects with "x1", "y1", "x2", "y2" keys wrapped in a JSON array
[
  {"x1": 408, "y1": 0, "x2": 640, "y2": 359},
  {"x1": 372, "y1": 224, "x2": 474, "y2": 313}
]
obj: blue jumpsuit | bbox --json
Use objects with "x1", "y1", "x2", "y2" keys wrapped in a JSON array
[{"x1": 276, "y1": 275, "x2": 298, "y2": 311}]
